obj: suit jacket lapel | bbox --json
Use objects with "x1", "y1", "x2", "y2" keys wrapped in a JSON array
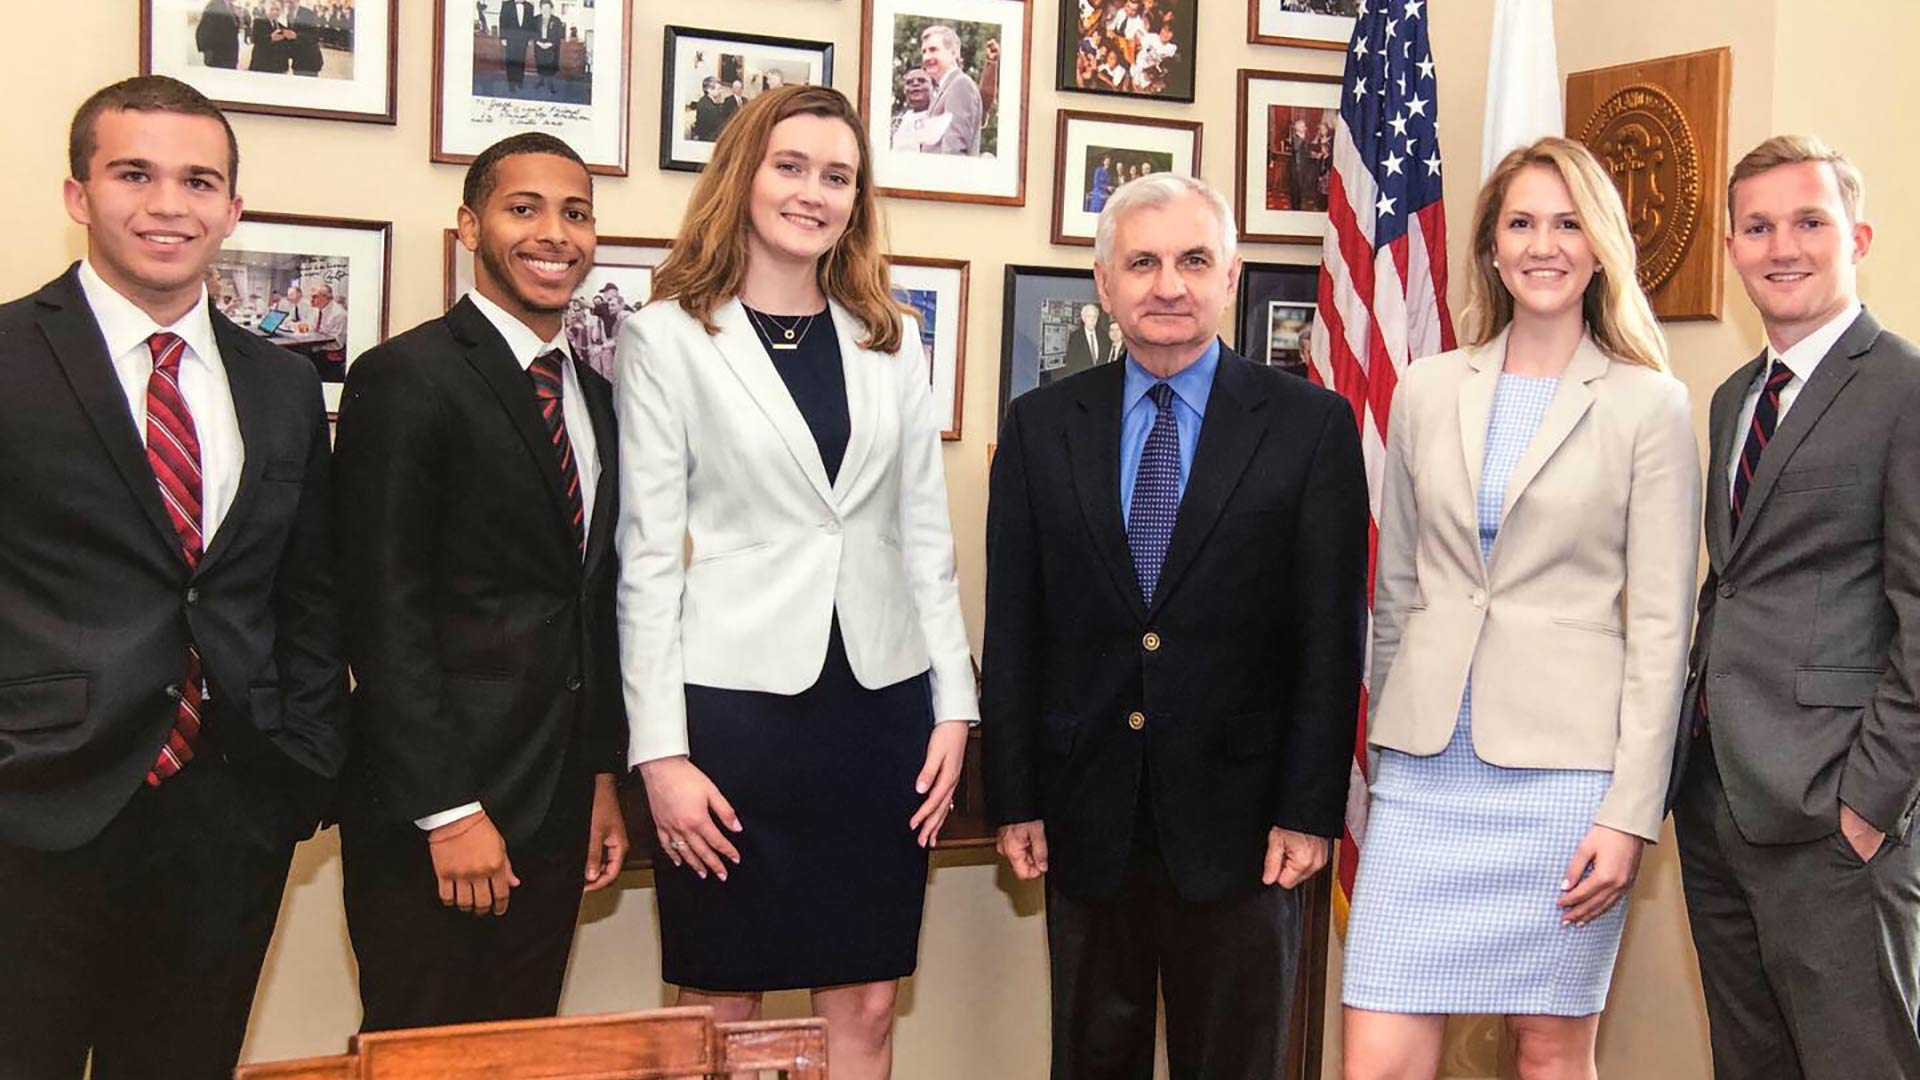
[
  {"x1": 1729, "y1": 309, "x2": 1880, "y2": 556},
  {"x1": 710, "y1": 299, "x2": 836, "y2": 507},
  {"x1": 196, "y1": 314, "x2": 271, "y2": 571},
  {"x1": 830, "y1": 303, "x2": 878, "y2": 500},
  {"x1": 1705, "y1": 350, "x2": 1765, "y2": 571},
  {"x1": 33, "y1": 268, "x2": 184, "y2": 564},
  {"x1": 579, "y1": 366, "x2": 618, "y2": 575},
  {"x1": 1456, "y1": 330, "x2": 1503, "y2": 518},
  {"x1": 1149, "y1": 352, "x2": 1266, "y2": 617},
  {"x1": 1498, "y1": 334, "x2": 1607, "y2": 521},
  {"x1": 1064, "y1": 363, "x2": 1146, "y2": 622},
  {"x1": 449, "y1": 298, "x2": 575, "y2": 546}
]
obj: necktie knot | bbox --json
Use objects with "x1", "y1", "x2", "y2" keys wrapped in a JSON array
[
  {"x1": 1147, "y1": 382, "x2": 1174, "y2": 410},
  {"x1": 148, "y1": 332, "x2": 186, "y2": 373},
  {"x1": 1765, "y1": 360, "x2": 1794, "y2": 392},
  {"x1": 530, "y1": 349, "x2": 566, "y2": 400}
]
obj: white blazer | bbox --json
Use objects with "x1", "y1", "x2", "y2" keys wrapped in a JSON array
[{"x1": 614, "y1": 297, "x2": 979, "y2": 767}]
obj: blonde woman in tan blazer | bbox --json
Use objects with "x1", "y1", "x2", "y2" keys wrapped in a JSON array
[{"x1": 1341, "y1": 138, "x2": 1702, "y2": 1080}]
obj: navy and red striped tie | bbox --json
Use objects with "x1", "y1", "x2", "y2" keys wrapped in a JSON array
[
  {"x1": 530, "y1": 349, "x2": 586, "y2": 556},
  {"x1": 1730, "y1": 360, "x2": 1794, "y2": 533},
  {"x1": 144, "y1": 332, "x2": 205, "y2": 786}
]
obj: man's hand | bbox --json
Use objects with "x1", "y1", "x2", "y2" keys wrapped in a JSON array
[
  {"x1": 997, "y1": 820, "x2": 1049, "y2": 880},
  {"x1": 639, "y1": 755, "x2": 741, "y2": 881},
  {"x1": 1262, "y1": 827, "x2": 1328, "y2": 889},
  {"x1": 1558, "y1": 824, "x2": 1645, "y2": 925},
  {"x1": 1841, "y1": 801, "x2": 1888, "y2": 863},
  {"x1": 584, "y1": 773, "x2": 630, "y2": 892},
  {"x1": 429, "y1": 810, "x2": 519, "y2": 916}
]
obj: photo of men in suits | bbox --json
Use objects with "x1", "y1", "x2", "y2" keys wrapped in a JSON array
[
  {"x1": 498, "y1": 0, "x2": 534, "y2": 92},
  {"x1": 0, "y1": 74, "x2": 347, "y2": 1079},
  {"x1": 473, "y1": 0, "x2": 591, "y2": 105},
  {"x1": 195, "y1": 0, "x2": 242, "y2": 69},
  {"x1": 921, "y1": 24, "x2": 982, "y2": 155}
]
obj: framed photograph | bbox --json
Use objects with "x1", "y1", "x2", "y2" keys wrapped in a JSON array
[
  {"x1": 1236, "y1": 69, "x2": 1342, "y2": 245},
  {"x1": 1247, "y1": 0, "x2": 1358, "y2": 50},
  {"x1": 444, "y1": 231, "x2": 671, "y2": 382},
  {"x1": 1235, "y1": 261, "x2": 1321, "y2": 378},
  {"x1": 888, "y1": 255, "x2": 970, "y2": 440},
  {"x1": 999, "y1": 264, "x2": 1122, "y2": 419},
  {"x1": 1056, "y1": 0, "x2": 1197, "y2": 103},
  {"x1": 860, "y1": 0, "x2": 1033, "y2": 206},
  {"x1": 661, "y1": 27, "x2": 836, "y2": 173},
  {"x1": 211, "y1": 212, "x2": 391, "y2": 415},
  {"x1": 1052, "y1": 110, "x2": 1202, "y2": 247},
  {"x1": 434, "y1": 0, "x2": 633, "y2": 175},
  {"x1": 140, "y1": 0, "x2": 398, "y2": 123}
]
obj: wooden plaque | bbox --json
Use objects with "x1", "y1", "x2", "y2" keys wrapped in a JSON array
[{"x1": 1566, "y1": 47, "x2": 1731, "y2": 321}]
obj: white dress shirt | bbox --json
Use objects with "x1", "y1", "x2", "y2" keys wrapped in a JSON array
[
  {"x1": 416, "y1": 289, "x2": 603, "y2": 832},
  {"x1": 1727, "y1": 300, "x2": 1862, "y2": 497},
  {"x1": 77, "y1": 259, "x2": 244, "y2": 542}
]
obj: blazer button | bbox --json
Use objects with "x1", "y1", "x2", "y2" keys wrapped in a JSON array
[
  {"x1": 1127, "y1": 711, "x2": 1146, "y2": 731},
  {"x1": 823, "y1": 520, "x2": 842, "y2": 535},
  {"x1": 1141, "y1": 632, "x2": 1161, "y2": 652},
  {"x1": 185, "y1": 587, "x2": 199, "y2": 606},
  {"x1": 1470, "y1": 590, "x2": 1486, "y2": 608},
  {"x1": 164, "y1": 683, "x2": 183, "y2": 701},
  {"x1": 1719, "y1": 582, "x2": 1737, "y2": 598},
  {"x1": 565, "y1": 675, "x2": 583, "y2": 692}
]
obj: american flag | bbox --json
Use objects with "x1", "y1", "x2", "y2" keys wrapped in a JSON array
[{"x1": 1303, "y1": 0, "x2": 1456, "y2": 932}]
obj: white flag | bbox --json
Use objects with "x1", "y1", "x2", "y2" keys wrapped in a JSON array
[{"x1": 1481, "y1": 0, "x2": 1562, "y2": 178}]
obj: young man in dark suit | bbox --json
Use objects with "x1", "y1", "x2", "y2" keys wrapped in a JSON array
[
  {"x1": 0, "y1": 75, "x2": 347, "y2": 1080},
  {"x1": 983, "y1": 173, "x2": 1369, "y2": 1079},
  {"x1": 332, "y1": 132, "x2": 629, "y2": 1032},
  {"x1": 1673, "y1": 135, "x2": 1920, "y2": 1080}
]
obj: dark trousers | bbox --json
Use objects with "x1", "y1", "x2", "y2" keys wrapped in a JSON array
[
  {"x1": 341, "y1": 804, "x2": 590, "y2": 1033},
  {"x1": 502, "y1": 36, "x2": 530, "y2": 86},
  {"x1": 1045, "y1": 840, "x2": 1302, "y2": 1080},
  {"x1": 1675, "y1": 733, "x2": 1920, "y2": 1080},
  {"x1": 0, "y1": 755, "x2": 295, "y2": 1080}
]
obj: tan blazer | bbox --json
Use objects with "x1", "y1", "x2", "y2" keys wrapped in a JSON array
[{"x1": 1368, "y1": 329, "x2": 1702, "y2": 840}]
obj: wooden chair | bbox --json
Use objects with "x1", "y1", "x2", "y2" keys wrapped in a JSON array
[{"x1": 234, "y1": 1007, "x2": 829, "y2": 1079}]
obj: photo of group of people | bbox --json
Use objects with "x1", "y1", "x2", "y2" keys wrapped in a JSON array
[
  {"x1": 1265, "y1": 104, "x2": 1336, "y2": 213},
  {"x1": 1045, "y1": 300, "x2": 1126, "y2": 383},
  {"x1": 471, "y1": 0, "x2": 593, "y2": 104},
  {"x1": 188, "y1": 0, "x2": 356, "y2": 77},
  {"x1": 1274, "y1": 0, "x2": 1359, "y2": 14},
  {"x1": 887, "y1": 17, "x2": 1000, "y2": 156},
  {"x1": 1081, "y1": 145, "x2": 1170, "y2": 212},
  {"x1": 1060, "y1": 0, "x2": 1194, "y2": 101},
  {"x1": 207, "y1": 250, "x2": 353, "y2": 381},
  {"x1": 679, "y1": 53, "x2": 812, "y2": 143},
  {"x1": 561, "y1": 273, "x2": 647, "y2": 382}
]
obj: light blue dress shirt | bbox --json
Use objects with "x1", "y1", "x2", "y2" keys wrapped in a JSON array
[{"x1": 1120, "y1": 338, "x2": 1220, "y2": 526}]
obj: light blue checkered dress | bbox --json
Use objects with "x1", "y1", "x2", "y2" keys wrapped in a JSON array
[{"x1": 1341, "y1": 373, "x2": 1625, "y2": 1017}]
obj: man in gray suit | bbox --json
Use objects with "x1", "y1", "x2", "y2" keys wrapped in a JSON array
[
  {"x1": 1672, "y1": 134, "x2": 1920, "y2": 1080},
  {"x1": 920, "y1": 24, "x2": 982, "y2": 156}
]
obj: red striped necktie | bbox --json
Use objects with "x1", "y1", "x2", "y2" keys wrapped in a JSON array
[
  {"x1": 1731, "y1": 360, "x2": 1794, "y2": 533},
  {"x1": 530, "y1": 349, "x2": 586, "y2": 556},
  {"x1": 143, "y1": 332, "x2": 206, "y2": 786}
]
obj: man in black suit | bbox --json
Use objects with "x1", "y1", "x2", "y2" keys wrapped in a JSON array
[
  {"x1": 983, "y1": 173, "x2": 1368, "y2": 1079},
  {"x1": 498, "y1": 0, "x2": 536, "y2": 93},
  {"x1": 283, "y1": 2, "x2": 324, "y2": 76},
  {"x1": 531, "y1": 0, "x2": 565, "y2": 94},
  {"x1": 333, "y1": 132, "x2": 629, "y2": 1032},
  {"x1": 196, "y1": 0, "x2": 241, "y2": 68},
  {"x1": 1060, "y1": 302, "x2": 1104, "y2": 378},
  {"x1": 0, "y1": 75, "x2": 346, "y2": 1080}
]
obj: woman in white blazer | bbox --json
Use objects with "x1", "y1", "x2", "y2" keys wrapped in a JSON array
[
  {"x1": 614, "y1": 86, "x2": 976, "y2": 1079},
  {"x1": 1340, "y1": 138, "x2": 1701, "y2": 1080}
]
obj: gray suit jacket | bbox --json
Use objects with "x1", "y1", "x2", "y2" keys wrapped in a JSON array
[
  {"x1": 1671, "y1": 309, "x2": 1920, "y2": 844},
  {"x1": 927, "y1": 68, "x2": 982, "y2": 155}
]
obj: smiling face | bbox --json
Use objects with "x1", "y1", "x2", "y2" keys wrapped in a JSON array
[
  {"x1": 1727, "y1": 159, "x2": 1871, "y2": 348},
  {"x1": 745, "y1": 113, "x2": 859, "y2": 271},
  {"x1": 921, "y1": 31, "x2": 957, "y2": 80},
  {"x1": 458, "y1": 151, "x2": 596, "y2": 335},
  {"x1": 902, "y1": 69, "x2": 933, "y2": 111},
  {"x1": 63, "y1": 108, "x2": 242, "y2": 321},
  {"x1": 1094, "y1": 190, "x2": 1240, "y2": 363},
  {"x1": 1490, "y1": 163, "x2": 1597, "y2": 325}
]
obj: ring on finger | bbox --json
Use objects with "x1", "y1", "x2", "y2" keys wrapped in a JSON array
[{"x1": 670, "y1": 838, "x2": 690, "y2": 851}]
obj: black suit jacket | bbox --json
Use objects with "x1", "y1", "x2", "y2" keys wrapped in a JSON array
[
  {"x1": 1061, "y1": 325, "x2": 1102, "y2": 378},
  {"x1": 247, "y1": 16, "x2": 285, "y2": 72},
  {"x1": 196, "y1": 0, "x2": 241, "y2": 68},
  {"x1": 332, "y1": 298, "x2": 624, "y2": 847},
  {"x1": 982, "y1": 347, "x2": 1369, "y2": 903},
  {"x1": 0, "y1": 267, "x2": 347, "y2": 853},
  {"x1": 285, "y1": 5, "x2": 323, "y2": 74},
  {"x1": 533, "y1": 12, "x2": 565, "y2": 73}
]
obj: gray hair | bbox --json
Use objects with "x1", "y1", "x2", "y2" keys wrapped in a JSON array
[
  {"x1": 1093, "y1": 173, "x2": 1238, "y2": 268},
  {"x1": 920, "y1": 24, "x2": 961, "y2": 56}
]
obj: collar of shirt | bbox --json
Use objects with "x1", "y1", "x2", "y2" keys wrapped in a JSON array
[
  {"x1": 1766, "y1": 299, "x2": 1862, "y2": 384},
  {"x1": 1122, "y1": 337, "x2": 1221, "y2": 420},
  {"x1": 465, "y1": 288, "x2": 571, "y2": 372},
  {"x1": 77, "y1": 258, "x2": 220, "y2": 375}
]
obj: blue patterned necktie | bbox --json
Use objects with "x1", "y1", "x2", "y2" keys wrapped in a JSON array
[{"x1": 1127, "y1": 383, "x2": 1180, "y2": 604}]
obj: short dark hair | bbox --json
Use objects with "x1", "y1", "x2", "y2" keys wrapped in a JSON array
[
  {"x1": 69, "y1": 76, "x2": 240, "y2": 193},
  {"x1": 461, "y1": 133, "x2": 591, "y2": 210}
]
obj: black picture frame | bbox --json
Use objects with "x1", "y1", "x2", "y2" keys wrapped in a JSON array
[
  {"x1": 660, "y1": 25, "x2": 836, "y2": 173},
  {"x1": 1055, "y1": 0, "x2": 1198, "y2": 104},
  {"x1": 1234, "y1": 261, "x2": 1321, "y2": 379},
  {"x1": 999, "y1": 264, "x2": 1116, "y2": 420}
]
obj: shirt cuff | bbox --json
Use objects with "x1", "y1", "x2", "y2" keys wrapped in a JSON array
[{"x1": 415, "y1": 802, "x2": 484, "y2": 831}]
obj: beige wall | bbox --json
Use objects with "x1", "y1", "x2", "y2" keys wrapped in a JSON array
[{"x1": 9, "y1": 1, "x2": 1907, "y2": 1077}]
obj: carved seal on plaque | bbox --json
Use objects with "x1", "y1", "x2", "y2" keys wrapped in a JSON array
[{"x1": 1579, "y1": 82, "x2": 1702, "y2": 294}]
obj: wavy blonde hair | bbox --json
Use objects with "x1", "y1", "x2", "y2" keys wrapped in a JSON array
[
  {"x1": 649, "y1": 84, "x2": 902, "y2": 354},
  {"x1": 1462, "y1": 137, "x2": 1667, "y2": 371}
]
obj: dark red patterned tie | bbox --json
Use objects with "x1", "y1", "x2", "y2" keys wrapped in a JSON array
[
  {"x1": 143, "y1": 332, "x2": 205, "y2": 786},
  {"x1": 1730, "y1": 360, "x2": 1794, "y2": 533},
  {"x1": 530, "y1": 349, "x2": 586, "y2": 556}
]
